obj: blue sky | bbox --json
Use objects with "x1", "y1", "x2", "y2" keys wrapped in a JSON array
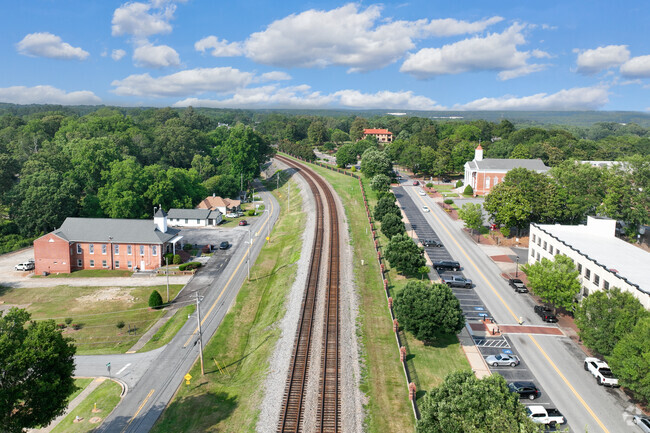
[{"x1": 2, "y1": 0, "x2": 650, "y2": 111}]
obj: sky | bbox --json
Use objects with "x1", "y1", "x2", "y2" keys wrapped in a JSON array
[{"x1": 1, "y1": 0, "x2": 650, "y2": 112}]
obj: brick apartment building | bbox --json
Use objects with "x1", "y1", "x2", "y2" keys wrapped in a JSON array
[
  {"x1": 33, "y1": 208, "x2": 182, "y2": 275},
  {"x1": 362, "y1": 128, "x2": 393, "y2": 143}
]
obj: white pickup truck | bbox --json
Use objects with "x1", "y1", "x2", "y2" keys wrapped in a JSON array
[
  {"x1": 14, "y1": 260, "x2": 35, "y2": 271},
  {"x1": 584, "y1": 357, "x2": 619, "y2": 387},
  {"x1": 526, "y1": 405, "x2": 565, "y2": 426}
]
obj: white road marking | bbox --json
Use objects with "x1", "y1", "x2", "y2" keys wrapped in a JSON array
[{"x1": 116, "y1": 363, "x2": 131, "y2": 375}]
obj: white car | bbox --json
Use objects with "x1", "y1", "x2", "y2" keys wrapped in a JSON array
[
  {"x1": 485, "y1": 354, "x2": 519, "y2": 367},
  {"x1": 418, "y1": 189, "x2": 426, "y2": 196},
  {"x1": 14, "y1": 261, "x2": 35, "y2": 271},
  {"x1": 633, "y1": 416, "x2": 650, "y2": 433},
  {"x1": 422, "y1": 206, "x2": 430, "y2": 212}
]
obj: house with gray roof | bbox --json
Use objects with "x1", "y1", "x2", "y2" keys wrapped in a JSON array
[
  {"x1": 167, "y1": 208, "x2": 222, "y2": 227},
  {"x1": 463, "y1": 145, "x2": 550, "y2": 195},
  {"x1": 33, "y1": 208, "x2": 183, "y2": 275}
]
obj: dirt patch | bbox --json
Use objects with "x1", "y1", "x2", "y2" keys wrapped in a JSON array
[
  {"x1": 76, "y1": 287, "x2": 135, "y2": 303},
  {"x1": 0, "y1": 302, "x2": 31, "y2": 313}
]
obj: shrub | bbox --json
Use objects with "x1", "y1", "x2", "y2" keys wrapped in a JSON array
[
  {"x1": 455, "y1": 180, "x2": 464, "y2": 188},
  {"x1": 426, "y1": 182, "x2": 434, "y2": 188},
  {"x1": 57, "y1": 323, "x2": 66, "y2": 329},
  {"x1": 173, "y1": 254, "x2": 182, "y2": 265},
  {"x1": 350, "y1": 166, "x2": 356, "y2": 172},
  {"x1": 380, "y1": 213, "x2": 406, "y2": 239},
  {"x1": 247, "y1": 209, "x2": 256, "y2": 216},
  {"x1": 71, "y1": 323, "x2": 82, "y2": 330},
  {"x1": 500, "y1": 226, "x2": 511, "y2": 238},
  {"x1": 179, "y1": 262, "x2": 202, "y2": 271},
  {"x1": 444, "y1": 199, "x2": 454, "y2": 205},
  {"x1": 64, "y1": 317, "x2": 73, "y2": 325},
  {"x1": 183, "y1": 243, "x2": 193, "y2": 251},
  {"x1": 463, "y1": 184, "x2": 474, "y2": 195},
  {"x1": 116, "y1": 321, "x2": 125, "y2": 330},
  {"x1": 149, "y1": 290, "x2": 164, "y2": 309},
  {"x1": 164, "y1": 252, "x2": 173, "y2": 264}
]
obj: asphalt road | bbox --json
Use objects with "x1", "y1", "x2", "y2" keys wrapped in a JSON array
[
  {"x1": 395, "y1": 178, "x2": 637, "y2": 433},
  {"x1": 77, "y1": 189, "x2": 280, "y2": 433}
]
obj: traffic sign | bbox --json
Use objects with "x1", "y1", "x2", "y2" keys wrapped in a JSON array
[
  {"x1": 184, "y1": 373, "x2": 192, "y2": 385},
  {"x1": 502, "y1": 349, "x2": 513, "y2": 354}
]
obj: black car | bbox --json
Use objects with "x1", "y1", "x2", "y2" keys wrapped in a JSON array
[
  {"x1": 421, "y1": 239, "x2": 443, "y2": 248},
  {"x1": 534, "y1": 305, "x2": 558, "y2": 323},
  {"x1": 508, "y1": 278, "x2": 529, "y2": 293},
  {"x1": 219, "y1": 241, "x2": 230, "y2": 250},
  {"x1": 508, "y1": 381, "x2": 540, "y2": 400},
  {"x1": 433, "y1": 260, "x2": 460, "y2": 271}
]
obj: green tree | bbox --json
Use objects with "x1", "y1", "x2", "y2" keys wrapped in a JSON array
[
  {"x1": 98, "y1": 158, "x2": 151, "y2": 219},
  {"x1": 144, "y1": 166, "x2": 207, "y2": 210},
  {"x1": 349, "y1": 117, "x2": 368, "y2": 141},
  {"x1": 373, "y1": 195, "x2": 401, "y2": 221},
  {"x1": 417, "y1": 370, "x2": 539, "y2": 433},
  {"x1": 608, "y1": 317, "x2": 650, "y2": 402},
  {"x1": 307, "y1": 121, "x2": 327, "y2": 145},
  {"x1": 335, "y1": 142, "x2": 357, "y2": 168},
  {"x1": 550, "y1": 161, "x2": 607, "y2": 224},
  {"x1": 575, "y1": 288, "x2": 648, "y2": 356},
  {"x1": 370, "y1": 174, "x2": 391, "y2": 194},
  {"x1": 393, "y1": 281, "x2": 464, "y2": 343},
  {"x1": 360, "y1": 149, "x2": 392, "y2": 178},
  {"x1": 203, "y1": 173, "x2": 239, "y2": 198},
  {"x1": 0, "y1": 308, "x2": 76, "y2": 433},
  {"x1": 385, "y1": 233, "x2": 426, "y2": 275},
  {"x1": 149, "y1": 290, "x2": 164, "y2": 309},
  {"x1": 330, "y1": 129, "x2": 349, "y2": 144},
  {"x1": 191, "y1": 154, "x2": 216, "y2": 181},
  {"x1": 399, "y1": 144, "x2": 421, "y2": 174},
  {"x1": 226, "y1": 124, "x2": 273, "y2": 187},
  {"x1": 521, "y1": 255, "x2": 581, "y2": 311},
  {"x1": 457, "y1": 203, "x2": 483, "y2": 240},
  {"x1": 380, "y1": 212, "x2": 405, "y2": 239}
]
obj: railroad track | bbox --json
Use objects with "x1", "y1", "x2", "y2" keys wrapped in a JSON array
[{"x1": 276, "y1": 155, "x2": 341, "y2": 433}]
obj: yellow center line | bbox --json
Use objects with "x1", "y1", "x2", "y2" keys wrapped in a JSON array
[
  {"x1": 183, "y1": 195, "x2": 275, "y2": 347},
  {"x1": 121, "y1": 388, "x2": 155, "y2": 433},
  {"x1": 528, "y1": 335, "x2": 610, "y2": 432}
]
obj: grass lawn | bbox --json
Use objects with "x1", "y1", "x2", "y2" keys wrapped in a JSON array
[
  {"x1": 68, "y1": 378, "x2": 94, "y2": 403},
  {"x1": 139, "y1": 304, "x2": 196, "y2": 352},
  {"x1": 151, "y1": 179, "x2": 305, "y2": 433},
  {"x1": 51, "y1": 379, "x2": 122, "y2": 433},
  {"x1": 0, "y1": 284, "x2": 184, "y2": 355},
  {"x1": 34, "y1": 269, "x2": 133, "y2": 278}
]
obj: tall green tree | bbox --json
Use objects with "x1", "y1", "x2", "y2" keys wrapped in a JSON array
[
  {"x1": 608, "y1": 317, "x2": 650, "y2": 403},
  {"x1": 225, "y1": 124, "x2": 273, "y2": 187},
  {"x1": 417, "y1": 370, "x2": 539, "y2": 433},
  {"x1": 370, "y1": 174, "x2": 391, "y2": 194},
  {"x1": 393, "y1": 281, "x2": 464, "y2": 343},
  {"x1": 373, "y1": 194, "x2": 401, "y2": 221},
  {"x1": 380, "y1": 212, "x2": 405, "y2": 239},
  {"x1": 575, "y1": 288, "x2": 648, "y2": 356},
  {"x1": 335, "y1": 142, "x2": 357, "y2": 168},
  {"x1": 521, "y1": 254, "x2": 581, "y2": 311},
  {"x1": 385, "y1": 233, "x2": 426, "y2": 275},
  {"x1": 307, "y1": 120, "x2": 327, "y2": 145},
  {"x1": 550, "y1": 161, "x2": 607, "y2": 224},
  {"x1": 349, "y1": 117, "x2": 368, "y2": 141},
  {"x1": 144, "y1": 166, "x2": 207, "y2": 210},
  {"x1": 330, "y1": 129, "x2": 349, "y2": 144},
  {"x1": 0, "y1": 308, "x2": 76, "y2": 433},
  {"x1": 360, "y1": 149, "x2": 392, "y2": 178},
  {"x1": 457, "y1": 203, "x2": 484, "y2": 240},
  {"x1": 98, "y1": 157, "x2": 151, "y2": 219}
]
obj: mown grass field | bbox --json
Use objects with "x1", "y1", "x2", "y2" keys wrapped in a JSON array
[
  {"x1": 34, "y1": 269, "x2": 133, "y2": 278},
  {"x1": 51, "y1": 379, "x2": 122, "y2": 433},
  {"x1": 151, "y1": 179, "x2": 305, "y2": 433},
  {"x1": 139, "y1": 304, "x2": 195, "y2": 352},
  {"x1": 0, "y1": 284, "x2": 183, "y2": 354}
]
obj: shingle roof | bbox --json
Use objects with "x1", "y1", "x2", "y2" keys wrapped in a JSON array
[
  {"x1": 467, "y1": 158, "x2": 550, "y2": 171},
  {"x1": 54, "y1": 217, "x2": 179, "y2": 244},
  {"x1": 167, "y1": 208, "x2": 222, "y2": 220},
  {"x1": 196, "y1": 196, "x2": 241, "y2": 210},
  {"x1": 363, "y1": 128, "x2": 392, "y2": 135}
]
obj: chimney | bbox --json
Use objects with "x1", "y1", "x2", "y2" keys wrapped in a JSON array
[{"x1": 475, "y1": 144, "x2": 483, "y2": 161}]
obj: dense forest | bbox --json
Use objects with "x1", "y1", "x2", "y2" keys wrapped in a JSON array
[{"x1": 0, "y1": 104, "x2": 648, "y2": 252}]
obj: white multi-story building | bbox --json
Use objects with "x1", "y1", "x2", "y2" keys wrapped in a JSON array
[{"x1": 529, "y1": 216, "x2": 650, "y2": 309}]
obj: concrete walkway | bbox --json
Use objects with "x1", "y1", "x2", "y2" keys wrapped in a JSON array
[
  {"x1": 126, "y1": 306, "x2": 179, "y2": 353},
  {"x1": 28, "y1": 377, "x2": 107, "y2": 433}
]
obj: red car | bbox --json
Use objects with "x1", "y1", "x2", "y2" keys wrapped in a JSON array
[
  {"x1": 412, "y1": 180, "x2": 419, "y2": 186},
  {"x1": 239, "y1": 220, "x2": 248, "y2": 226}
]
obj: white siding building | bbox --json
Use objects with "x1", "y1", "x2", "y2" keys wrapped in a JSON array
[
  {"x1": 166, "y1": 208, "x2": 223, "y2": 227},
  {"x1": 529, "y1": 216, "x2": 650, "y2": 309}
]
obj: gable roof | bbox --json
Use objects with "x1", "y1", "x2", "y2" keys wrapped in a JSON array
[
  {"x1": 196, "y1": 196, "x2": 241, "y2": 210},
  {"x1": 167, "y1": 208, "x2": 222, "y2": 220},
  {"x1": 363, "y1": 128, "x2": 392, "y2": 135},
  {"x1": 53, "y1": 217, "x2": 179, "y2": 244},
  {"x1": 466, "y1": 158, "x2": 550, "y2": 172}
]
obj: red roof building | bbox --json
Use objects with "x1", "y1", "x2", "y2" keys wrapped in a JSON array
[{"x1": 363, "y1": 128, "x2": 393, "y2": 143}]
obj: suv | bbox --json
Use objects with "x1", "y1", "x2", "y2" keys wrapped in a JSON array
[
  {"x1": 508, "y1": 278, "x2": 528, "y2": 293},
  {"x1": 219, "y1": 241, "x2": 230, "y2": 250},
  {"x1": 421, "y1": 239, "x2": 443, "y2": 248},
  {"x1": 433, "y1": 260, "x2": 460, "y2": 271},
  {"x1": 442, "y1": 275, "x2": 472, "y2": 288},
  {"x1": 14, "y1": 261, "x2": 35, "y2": 271},
  {"x1": 534, "y1": 305, "x2": 558, "y2": 323},
  {"x1": 508, "y1": 381, "x2": 540, "y2": 400}
]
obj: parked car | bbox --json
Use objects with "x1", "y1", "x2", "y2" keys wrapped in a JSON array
[
  {"x1": 508, "y1": 381, "x2": 540, "y2": 400},
  {"x1": 485, "y1": 354, "x2": 520, "y2": 367},
  {"x1": 14, "y1": 261, "x2": 35, "y2": 271},
  {"x1": 422, "y1": 205, "x2": 430, "y2": 212},
  {"x1": 584, "y1": 357, "x2": 619, "y2": 387},
  {"x1": 534, "y1": 305, "x2": 558, "y2": 323},
  {"x1": 508, "y1": 278, "x2": 529, "y2": 293},
  {"x1": 526, "y1": 406, "x2": 565, "y2": 426},
  {"x1": 441, "y1": 177, "x2": 451, "y2": 183},
  {"x1": 412, "y1": 180, "x2": 419, "y2": 186},
  {"x1": 239, "y1": 220, "x2": 248, "y2": 226},
  {"x1": 442, "y1": 275, "x2": 472, "y2": 288},
  {"x1": 633, "y1": 415, "x2": 650, "y2": 432},
  {"x1": 418, "y1": 189, "x2": 426, "y2": 196},
  {"x1": 433, "y1": 260, "x2": 461, "y2": 271},
  {"x1": 421, "y1": 239, "x2": 443, "y2": 248},
  {"x1": 219, "y1": 241, "x2": 230, "y2": 250}
]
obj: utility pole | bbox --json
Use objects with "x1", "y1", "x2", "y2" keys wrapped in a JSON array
[
  {"x1": 240, "y1": 173, "x2": 243, "y2": 196},
  {"x1": 247, "y1": 229, "x2": 252, "y2": 280},
  {"x1": 195, "y1": 292, "x2": 205, "y2": 375},
  {"x1": 165, "y1": 256, "x2": 169, "y2": 303},
  {"x1": 276, "y1": 171, "x2": 279, "y2": 190},
  {"x1": 287, "y1": 179, "x2": 290, "y2": 210}
]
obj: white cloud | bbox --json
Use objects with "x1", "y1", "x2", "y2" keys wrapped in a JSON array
[
  {"x1": 0, "y1": 85, "x2": 100, "y2": 105},
  {"x1": 575, "y1": 45, "x2": 630, "y2": 75},
  {"x1": 133, "y1": 43, "x2": 180, "y2": 68},
  {"x1": 400, "y1": 23, "x2": 543, "y2": 80},
  {"x1": 620, "y1": 55, "x2": 650, "y2": 78},
  {"x1": 112, "y1": 49, "x2": 127, "y2": 61},
  {"x1": 498, "y1": 64, "x2": 547, "y2": 80},
  {"x1": 454, "y1": 86, "x2": 609, "y2": 111},
  {"x1": 244, "y1": 3, "x2": 501, "y2": 72},
  {"x1": 16, "y1": 32, "x2": 89, "y2": 60},
  {"x1": 258, "y1": 71, "x2": 292, "y2": 82},
  {"x1": 334, "y1": 89, "x2": 441, "y2": 110},
  {"x1": 111, "y1": 2, "x2": 175, "y2": 37},
  {"x1": 531, "y1": 49, "x2": 552, "y2": 59},
  {"x1": 111, "y1": 67, "x2": 254, "y2": 97},
  {"x1": 194, "y1": 36, "x2": 243, "y2": 57}
]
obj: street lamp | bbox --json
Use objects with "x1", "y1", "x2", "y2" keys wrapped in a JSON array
[
  {"x1": 108, "y1": 236, "x2": 113, "y2": 270},
  {"x1": 515, "y1": 256, "x2": 520, "y2": 278}
]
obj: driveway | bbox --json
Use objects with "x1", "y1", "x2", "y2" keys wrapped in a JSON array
[{"x1": 0, "y1": 248, "x2": 36, "y2": 282}]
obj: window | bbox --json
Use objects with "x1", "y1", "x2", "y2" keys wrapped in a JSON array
[
  {"x1": 114, "y1": 244, "x2": 119, "y2": 254},
  {"x1": 556, "y1": 250, "x2": 560, "y2": 256},
  {"x1": 532, "y1": 234, "x2": 536, "y2": 243},
  {"x1": 549, "y1": 245, "x2": 553, "y2": 255},
  {"x1": 578, "y1": 263, "x2": 582, "y2": 273},
  {"x1": 537, "y1": 237, "x2": 541, "y2": 246},
  {"x1": 102, "y1": 244, "x2": 107, "y2": 254},
  {"x1": 536, "y1": 252, "x2": 540, "y2": 261},
  {"x1": 89, "y1": 259, "x2": 95, "y2": 267},
  {"x1": 594, "y1": 275, "x2": 600, "y2": 286},
  {"x1": 530, "y1": 248, "x2": 535, "y2": 257},
  {"x1": 140, "y1": 245, "x2": 145, "y2": 256},
  {"x1": 493, "y1": 176, "x2": 498, "y2": 185},
  {"x1": 115, "y1": 261, "x2": 120, "y2": 269},
  {"x1": 485, "y1": 177, "x2": 490, "y2": 188},
  {"x1": 76, "y1": 244, "x2": 82, "y2": 254},
  {"x1": 89, "y1": 244, "x2": 94, "y2": 254},
  {"x1": 152, "y1": 245, "x2": 157, "y2": 256},
  {"x1": 604, "y1": 280, "x2": 609, "y2": 290},
  {"x1": 185, "y1": 218, "x2": 188, "y2": 224},
  {"x1": 196, "y1": 219, "x2": 200, "y2": 224},
  {"x1": 543, "y1": 241, "x2": 547, "y2": 251},
  {"x1": 127, "y1": 245, "x2": 132, "y2": 255},
  {"x1": 102, "y1": 260, "x2": 107, "y2": 268},
  {"x1": 585, "y1": 269, "x2": 591, "y2": 280},
  {"x1": 127, "y1": 261, "x2": 132, "y2": 269},
  {"x1": 77, "y1": 259, "x2": 82, "y2": 267}
]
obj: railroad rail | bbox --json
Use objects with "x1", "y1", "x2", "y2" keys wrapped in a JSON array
[{"x1": 276, "y1": 155, "x2": 341, "y2": 433}]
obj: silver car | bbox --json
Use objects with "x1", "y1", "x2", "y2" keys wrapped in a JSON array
[
  {"x1": 634, "y1": 416, "x2": 650, "y2": 433},
  {"x1": 485, "y1": 354, "x2": 520, "y2": 367}
]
